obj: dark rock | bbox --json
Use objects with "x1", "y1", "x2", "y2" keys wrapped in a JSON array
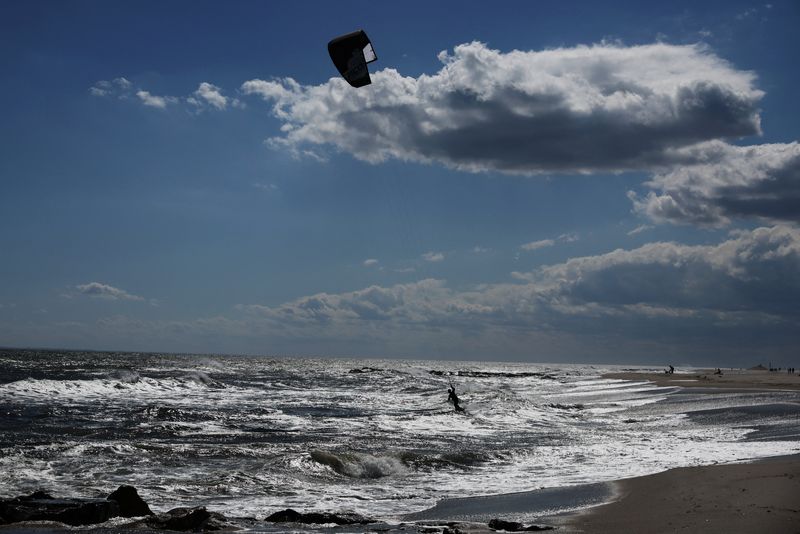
[
  {"x1": 265, "y1": 508, "x2": 372, "y2": 525},
  {"x1": 27, "y1": 491, "x2": 55, "y2": 500},
  {"x1": 107, "y1": 485, "x2": 153, "y2": 517},
  {"x1": 546, "y1": 403, "x2": 584, "y2": 410},
  {"x1": 144, "y1": 506, "x2": 230, "y2": 531},
  {"x1": 488, "y1": 518, "x2": 554, "y2": 531},
  {"x1": 415, "y1": 522, "x2": 464, "y2": 534},
  {"x1": 349, "y1": 366, "x2": 382, "y2": 374},
  {"x1": 0, "y1": 491, "x2": 120, "y2": 526},
  {"x1": 429, "y1": 370, "x2": 555, "y2": 379}
]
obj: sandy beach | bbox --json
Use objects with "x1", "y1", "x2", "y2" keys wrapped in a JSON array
[
  {"x1": 552, "y1": 370, "x2": 800, "y2": 532},
  {"x1": 556, "y1": 455, "x2": 800, "y2": 533},
  {"x1": 605, "y1": 369, "x2": 800, "y2": 391}
]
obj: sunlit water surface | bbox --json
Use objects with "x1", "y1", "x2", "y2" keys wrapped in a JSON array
[{"x1": 1, "y1": 349, "x2": 798, "y2": 520}]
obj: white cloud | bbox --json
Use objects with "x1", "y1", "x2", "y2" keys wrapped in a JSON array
[
  {"x1": 20, "y1": 227, "x2": 795, "y2": 361},
  {"x1": 89, "y1": 77, "x2": 133, "y2": 98},
  {"x1": 75, "y1": 282, "x2": 145, "y2": 302},
  {"x1": 520, "y1": 239, "x2": 555, "y2": 251},
  {"x1": 627, "y1": 224, "x2": 654, "y2": 236},
  {"x1": 520, "y1": 233, "x2": 578, "y2": 251},
  {"x1": 236, "y1": 226, "x2": 800, "y2": 332},
  {"x1": 242, "y1": 42, "x2": 762, "y2": 175},
  {"x1": 630, "y1": 141, "x2": 800, "y2": 226},
  {"x1": 422, "y1": 251, "x2": 445, "y2": 262},
  {"x1": 136, "y1": 90, "x2": 175, "y2": 109},
  {"x1": 558, "y1": 233, "x2": 579, "y2": 243},
  {"x1": 363, "y1": 258, "x2": 380, "y2": 267},
  {"x1": 189, "y1": 82, "x2": 234, "y2": 110}
]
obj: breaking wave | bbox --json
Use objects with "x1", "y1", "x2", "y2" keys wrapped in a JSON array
[{"x1": 309, "y1": 449, "x2": 407, "y2": 479}]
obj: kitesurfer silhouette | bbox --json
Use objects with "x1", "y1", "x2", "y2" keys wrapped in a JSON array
[{"x1": 447, "y1": 384, "x2": 465, "y2": 413}]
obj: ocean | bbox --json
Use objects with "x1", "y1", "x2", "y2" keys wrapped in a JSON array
[{"x1": 1, "y1": 348, "x2": 798, "y2": 524}]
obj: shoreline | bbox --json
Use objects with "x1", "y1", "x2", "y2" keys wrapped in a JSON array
[
  {"x1": 3, "y1": 368, "x2": 799, "y2": 533},
  {"x1": 403, "y1": 370, "x2": 800, "y2": 532},
  {"x1": 603, "y1": 368, "x2": 800, "y2": 391},
  {"x1": 552, "y1": 454, "x2": 800, "y2": 533}
]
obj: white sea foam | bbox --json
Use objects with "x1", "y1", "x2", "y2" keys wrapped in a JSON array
[{"x1": 1, "y1": 354, "x2": 798, "y2": 520}]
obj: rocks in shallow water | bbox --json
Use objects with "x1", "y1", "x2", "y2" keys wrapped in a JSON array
[
  {"x1": 428, "y1": 370, "x2": 556, "y2": 380},
  {"x1": 487, "y1": 518, "x2": 554, "y2": 531},
  {"x1": 0, "y1": 485, "x2": 157, "y2": 527},
  {"x1": 0, "y1": 491, "x2": 120, "y2": 526},
  {"x1": 143, "y1": 506, "x2": 231, "y2": 531},
  {"x1": 107, "y1": 484, "x2": 154, "y2": 517},
  {"x1": 349, "y1": 366, "x2": 383, "y2": 374},
  {"x1": 265, "y1": 508, "x2": 373, "y2": 525}
]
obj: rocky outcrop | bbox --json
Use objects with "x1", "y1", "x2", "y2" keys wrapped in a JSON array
[
  {"x1": 142, "y1": 506, "x2": 231, "y2": 531},
  {"x1": 0, "y1": 490, "x2": 120, "y2": 526},
  {"x1": 0, "y1": 485, "x2": 160, "y2": 527},
  {"x1": 107, "y1": 484, "x2": 154, "y2": 517},
  {"x1": 265, "y1": 508, "x2": 373, "y2": 525},
  {"x1": 487, "y1": 517, "x2": 554, "y2": 531}
]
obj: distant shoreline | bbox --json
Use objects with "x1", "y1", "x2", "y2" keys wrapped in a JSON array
[{"x1": 604, "y1": 369, "x2": 800, "y2": 391}]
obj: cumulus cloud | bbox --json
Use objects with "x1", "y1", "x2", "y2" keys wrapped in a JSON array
[
  {"x1": 363, "y1": 258, "x2": 380, "y2": 267},
  {"x1": 75, "y1": 282, "x2": 144, "y2": 302},
  {"x1": 630, "y1": 141, "x2": 800, "y2": 227},
  {"x1": 235, "y1": 226, "x2": 800, "y2": 341},
  {"x1": 92, "y1": 78, "x2": 241, "y2": 111},
  {"x1": 242, "y1": 42, "x2": 762, "y2": 174},
  {"x1": 26, "y1": 228, "x2": 796, "y2": 360},
  {"x1": 188, "y1": 82, "x2": 243, "y2": 110},
  {"x1": 136, "y1": 90, "x2": 175, "y2": 109}
]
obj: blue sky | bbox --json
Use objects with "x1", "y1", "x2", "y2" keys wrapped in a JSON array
[{"x1": 1, "y1": 1, "x2": 798, "y2": 365}]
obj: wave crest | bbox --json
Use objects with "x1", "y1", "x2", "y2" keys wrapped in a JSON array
[{"x1": 309, "y1": 449, "x2": 406, "y2": 479}]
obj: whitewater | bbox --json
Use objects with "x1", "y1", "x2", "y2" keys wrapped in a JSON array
[{"x1": 1, "y1": 349, "x2": 798, "y2": 521}]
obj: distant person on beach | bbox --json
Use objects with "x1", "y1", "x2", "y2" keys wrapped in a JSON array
[
  {"x1": 447, "y1": 386, "x2": 465, "y2": 413},
  {"x1": 666, "y1": 365, "x2": 674, "y2": 375}
]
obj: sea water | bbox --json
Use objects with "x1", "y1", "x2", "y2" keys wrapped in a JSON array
[{"x1": 1, "y1": 349, "x2": 798, "y2": 520}]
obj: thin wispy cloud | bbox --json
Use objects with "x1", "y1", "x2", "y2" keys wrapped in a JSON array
[
  {"x1": 520, "y1": 239, "x2": 555, "y2": 252},
  {"x1": 91, "y1": 79, "x2": 239, "y2": 111},
  {"x1": 520, "y1": 233, "x2": 579, "y2": 252},
  {"x1": 253, "y1": 182, "x2": 279, "y2": 192},
  {"x1": 74, "y1": 282, "x2": 144, "y2": 302},
  {"x1": 89, "y1": 77, "x2": 132, "y2": 97},
  {"x1": 628, "y1": 224, "x2": 654, "y2": 236},
  {"x1": 421, "y1": 251, "x2": 445, "y2": 262}
]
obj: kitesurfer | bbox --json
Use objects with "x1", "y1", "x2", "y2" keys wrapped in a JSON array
[{"x1": 447, "y1": 385, "x2": 465, "y2": 413}]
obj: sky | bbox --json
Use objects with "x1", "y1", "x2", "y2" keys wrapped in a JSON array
[{"x1": 1, "y1": 0, "x2": 799, "y2": 365}]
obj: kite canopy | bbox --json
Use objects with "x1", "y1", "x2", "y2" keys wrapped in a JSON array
[{"x1": 328, "y1": 30, "x2": 378, "y2": 88}]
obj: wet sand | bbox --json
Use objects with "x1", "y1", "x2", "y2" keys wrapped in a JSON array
[
  {"x1": 605, "y1": 369, "x2": 800, "y2": 391},
  {"x1": 555, "y1": 455, "x2": 800, "y2": 533}
]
